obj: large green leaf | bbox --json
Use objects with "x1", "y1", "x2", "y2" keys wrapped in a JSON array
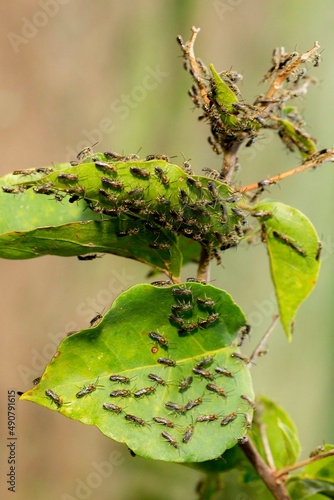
[
  {"x1": 0, "y1": 171, "x2": 182, "y2": 276},
  {"x1": 287, "y1": 444, "x2": 334, "y2": 499},
  {"x1": 0, "y1": 219, "x2": 181, "y2": 276},
  {"x1": 254, "y1": 201, "x2": 320, "y2": 340},
  {"x1": 10, "y1": 155, "x2": 246, "y2": 251},
  {"x1": 0, "y1": 170, "x2": 96, "y2": 233},
  {"x1": 20, "y1": 283, "x2": 254, "y2": 463},
  {"x1": 249, "y1": 396, "x2": 300, "y2": 470}
]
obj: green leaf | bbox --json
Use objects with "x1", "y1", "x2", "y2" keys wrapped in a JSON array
[
  {"x1": 0, "y1": 219, "x2": 181, "y2": 276},
  {"x1": 253, "y1": 201, "x2": 321, "y2": 340},
  {"x1": 20, "y1": 283, "x2": 254, "y2": 463},
  {"x1": 249, "y1": 396, "x2": 300, "y2": 470},
  {"x1": 277, "y1": 118, "x2": 317, "y2": 159},
  {"x1": 0, "y1": 171, "x2": 182, "y2": 276},
  {"x1": 287, "y1": 445, "x2": 334, "y2": 500},
  {"x1": 209, "y1": 64, "x2": 240, "y2": 128},
  {"x1": 10, "y1": 156, "x2": 246, "y2": 252},
  {"x1": 0, "y1": 170, "x2": 96, "y2": 233}
]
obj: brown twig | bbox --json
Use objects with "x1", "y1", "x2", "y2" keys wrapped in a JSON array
[
  {"x1": 184, "y1": 27, "x2": 210, "y2": 107},
  {"x1": 248, "y1": 315, "x2": 279, "y2": 367},
  {"x1": 261, "y1": 42, "x2": 320, "y2": 105},
  {"x1": 197, "y1": 246, "x2": 211, "y2": 282},
  {"x1": 239, "y1": 438, "x2": 291, "y2": 499},
  {"x1": 238, "y1": 149, "x2": 334, "y2": 193},
  {"x1": 275, "y1": 448, "x2": 334, "y2": 479}
]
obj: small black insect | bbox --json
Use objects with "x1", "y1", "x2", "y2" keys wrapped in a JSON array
[
  {"x1": 146, "y1": 154, "x2": 169, "y2": 161},
  {"x1": 257, "y1": 179, "x2": 271, "y2": 187},
  {"x1": 272, "y1": 231, "x2": 306, "y2": 257},
  {"x1": 154, "y1": 166, "x2": 169, "y2": 185},
  {"x1": 196, "y1": 414, "x2": 219, "y2": 423},
  {"x1": 161, "y1": 431, "x2": 179, "y2": 449},
  {"x1": 157, "y1": 357, "x2": 177, "y2": 367},
  {"x1": 195, "y1": 356, "x2": 214, "y2": 369},
  {"x1": 198, "y1": 313, "x2": 219, "y2": 329},
  {"x1": 104, "y1": 179, "x2": 124, "y2": 190},
  {"x1": 104, "y1": 151, "x2": 123, "y2": 159},
  {"x1": 178, "y1": 376, "x2": 193, "y2": 392},
  {"x1": 206, "y1": 383, "x2": 227, "y2": 398},
  {"x1": 151, "y1": 280, "x2": 173, "y2": 287},
  {"x1": 207, "y1": 181, "x2": 219, "y2": 199},
  {"x1": 58, "y1": 173, "x2": 78, "y2": 181},
  {"x1": 90, "y1": 312, "x2": 103, "y2": 327},
  {"x1": 110, "y1": 390, "x2": 131, "y2": 398},
  {"x1": 124, "y1": 414, "x2": 146, "y2": 426},
  {"x1": 251, "y1": 211, "x2": 272, "y2": 218},
  {"x1": 231, "y1": 352, "x2": 250, "y2": 364},
  {"x1": 129, "y1": 166, "x2": 150, "y2": 178},
  {"x1": 168, "y1": 314, "x2": 184, "y2": 327},
  {"x1": 148, "y1": 373, "x2": 166, "y2": 386},
  {"x1": 148, "y1": 331, "x2": 169, "y2": 347},
  {"x1": 178, "y1": 323, "x2": 198, "y2": 335},
  {"x1": 165, "y1": 401, "x2": 186, "y2": 414},
  {"x1": 221, "y1": 412, "x2": 237, "y2": 426},
  {"x1": 102, "y1": 403, "x2": 123, "y2": 414},
  {"x1": 192, "y1": 367, "x2": 214, "y2": 380},
  {"x1": 196, "y1": 297, "x2": 216, "y2": 308},
  {"x1": 45, "y1": 389, "x2": 62, "y2": 407},
  {"x1": 215, "y1": 367, "x2": 234, "y2": 378},
  {"x1": 33, "y1": 186, "x2": 53, "y2": 195},
  {"x1": 152, "y1": 417, "x2": 175, "y2": 428},
  {"x1": 186, "y1": 177, "x2": 202, "y2": 189},
  {"x1": 76, "y1": 378, "x2": 102, "y2": 398},
  {"x1": 76, "y1": 143, "x2": 98, "y2": 161},
  {"x1": 240, "y1": 394, "x2": 256, "y2": 409},
  {"x1": 184, "y1": 397, "x2": 203, "y2": 410},
  {"x1": 179, "y1": 189, "x2": 189, "y2": 205},
  {"x1": 172, "y1": 287, "x2": 192, "y2": 298},
  {"x1": 237, "y1": 324, "x2": 251, "y2": 347},
  {"x1": 316, "y1": 242, "x2": 322, "y2": 261},
  {"x1": 77, "y1": 254, "x2": 99, "y2": 261},
  {"x1": 182, "y1": 424, "x2": 195, "y2": 443},
  {"x1": 127, "y1": 187, "x2": 144, "y2": 196},
  {"x1": 171, "y1": 303, "x2": 193, "y2": 313},
  {"x1": 133, "y1": 386, "x2": 155, "y2": 398},
  {"x1": 94, "y1": 161, "x2": 117, "y2": 172},
  {"x1": 109, "y1": 375, "x2": 131, "y2": 384}
]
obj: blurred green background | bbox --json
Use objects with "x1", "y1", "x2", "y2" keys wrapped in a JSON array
[{"x1": 0, "y1": 1, "x2": 333, "y2": 499}]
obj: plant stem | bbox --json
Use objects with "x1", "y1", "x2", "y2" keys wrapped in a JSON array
[
  {"x1": 197, "y1": 246, "x2": 211, "y2": 282},
  {"x1": 238, "y1": 149, "x2": 334, "y2": 193},
  {"x1": 239, "y1": 438, "x2": 291, "y2": 499},
  {"x1": 248, "y1": 315, "x2": 279, "y2": 366},
  {"x1": 222, "y1": 140, "x2": 243, "y2": 182},
  {"x1": 274, "y1": 448, "x2": 334, "y2": 479}
]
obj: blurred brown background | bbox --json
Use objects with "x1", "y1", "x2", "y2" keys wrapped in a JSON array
[{"x1": 1, "y1": 1, "x2": 333, "y2": 499}]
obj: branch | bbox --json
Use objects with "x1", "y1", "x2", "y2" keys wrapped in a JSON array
[
  {"x1": 261, "y1": 42, "x2": 320, "y2": 105},
  {"x1": 197, "y1": 246, "x2": 211, "y2": 282},
  {"x1": 239, "y1": 438, "x2": 291, "y2": 499},
  {"x1": 184, "y1": 26, "x2": 211, "y2": 106},
  {"x1": 248, "y1": 315, "x2": 279, "y2": 366},
  {"x1": 275, "y1": 448, "x2": 334, "y2": 479},
  {"x1": 238, "y1": 148, "x2": 334, "y2": 193}
]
